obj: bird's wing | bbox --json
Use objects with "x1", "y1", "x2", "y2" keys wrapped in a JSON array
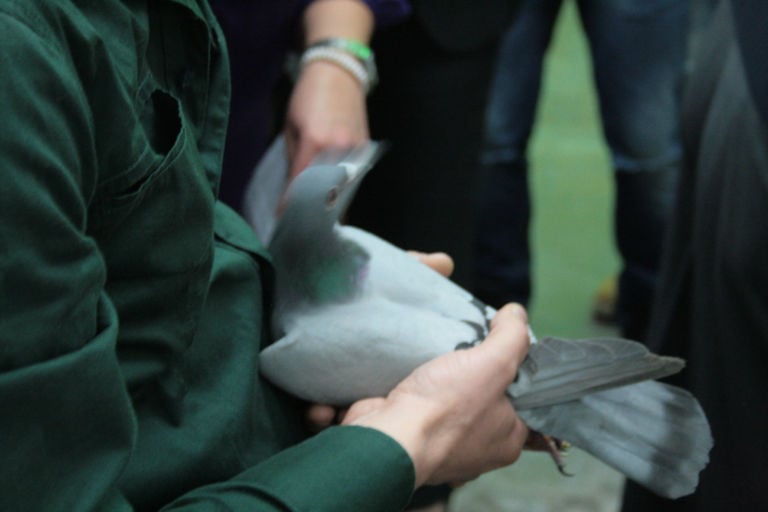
[
  {"x1": 242, "y1": 135, "x2": 288, "y2": 244},
  {"x1": 510, "y1": 337, "x2": 685, "y2": 409},
  {"x1": 259, "y1": 295, "x2": 483, "y2": 406},
  {"x1": 341, "y1": 226, "x2": 494, "y2": 328}
]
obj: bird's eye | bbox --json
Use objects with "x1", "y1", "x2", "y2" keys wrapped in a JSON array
[{"x1": 326, "y1": 187, "x2": 339, "y2": 208}]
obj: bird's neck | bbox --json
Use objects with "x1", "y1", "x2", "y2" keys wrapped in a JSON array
[
  {"x1": 305, "y1": 243, "x2": 368, "y2": 303},
  {"x1": 271, "y1": 226, "x2": 369, "y2": 308}
]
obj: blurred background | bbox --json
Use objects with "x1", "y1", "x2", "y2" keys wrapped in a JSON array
[{"x1": 450, "y1": 3, "x2": 624, "y2": 510}]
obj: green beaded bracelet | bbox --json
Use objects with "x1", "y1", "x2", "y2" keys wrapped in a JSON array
[{"x1": 308, "y1": 38, "x2": 378, "y2": 91}]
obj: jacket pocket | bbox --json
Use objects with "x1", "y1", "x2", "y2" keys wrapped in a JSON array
[{"x1": 89, "y1": 86, "x2": 187, "y2": 235}]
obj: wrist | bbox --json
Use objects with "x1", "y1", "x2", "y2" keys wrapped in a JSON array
[
  {"x1": 344, "y1": 395, "x2": 445, "y2": 487},
  {"x1": 299, "y1": 38, "x2": 378, "y2": 93},
  {"x1": 310, "y1": 38, "x2": 377, "y2": 86},
  {"x1": 299, "y1": 46, "x2": 376, "y2": 93},
  {"x1": 300, "y1": 0, "x2": 376, "y2": 93}
]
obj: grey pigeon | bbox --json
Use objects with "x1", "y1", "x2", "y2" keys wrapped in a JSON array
[{"x1": 249, "y1": 142, "x2": 713, "y2": 499}]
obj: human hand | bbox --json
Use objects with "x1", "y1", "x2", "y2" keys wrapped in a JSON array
[
  {"x1": 284, "y1": 60, "x2": 369, "y2": 182},
  {"x1": 305, "y1": 403, "x2": 344, "y2": 433},
  {"x1": 342, "y1": 304, "x2": 531, "y2": 487},
  {"x1": 407, "y1": 251, "x2": 455, "y2": 278}
]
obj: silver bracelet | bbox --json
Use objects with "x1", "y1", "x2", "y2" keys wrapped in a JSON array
[
  {"x1": 299, "y1": 46, "x2": 373, "y2": 93},
  {"x1": 309, "y1": 37, "x2": 378, "y2": 89}
]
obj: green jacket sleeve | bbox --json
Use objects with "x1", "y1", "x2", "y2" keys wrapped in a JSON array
[{"x1": 165, "y1": 426, "x2": 415, "y2": 511}]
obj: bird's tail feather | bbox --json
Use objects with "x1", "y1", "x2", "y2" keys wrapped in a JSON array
[
  {"x1": 509, "y1": 337, "x2": 684, "y2": 409},
  {"x1": 519, "y1": 380, "x2": 712, "y2": 499}
]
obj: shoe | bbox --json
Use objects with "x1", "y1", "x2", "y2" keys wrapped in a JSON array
[{"x1": 592, "y1": 275, "x2": 618, "y2": 325}]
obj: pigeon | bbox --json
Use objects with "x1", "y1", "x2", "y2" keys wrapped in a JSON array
[{"x1": 245, "y1": 140, "x2": 713, "y2": 499}]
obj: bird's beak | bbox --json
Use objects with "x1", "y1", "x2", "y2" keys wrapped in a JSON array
[
  {"x1": 334, "y1": 162, "x2": 368, "y2": 219},
  {"x1": 338, "y1": 140, "x2": 386, "y2": 185},
  {"x1": 341, "y1": 162, "x2": 365, "y2": 184},
  {"x1": 334, "y1": 141, "x2": 387, "y2": 215}
]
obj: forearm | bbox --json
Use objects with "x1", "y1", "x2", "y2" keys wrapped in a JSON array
[
  {"x1": 303, "y1": 0, "x2": 374, "y2": 45},
  {"x1": 284, "y1": 1, "x2": 377, "y2": 178}
]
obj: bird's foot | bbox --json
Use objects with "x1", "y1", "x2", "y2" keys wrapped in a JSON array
[
  {"x1": 547, "y1": 436, "x2": 572, "y2": 476},
  {"x1": 528, "y1": 432, "x2": 572, "y2": 476}
]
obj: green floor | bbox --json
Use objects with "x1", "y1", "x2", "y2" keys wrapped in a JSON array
[
  {"x1": 451, "y1": 4, "x2": 624, "y2": 511},
  {"x1": 521, "y1": 4, "x2": 620, "y2": 340}
]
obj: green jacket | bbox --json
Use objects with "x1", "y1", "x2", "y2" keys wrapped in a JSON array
[{"x1": 0, "y1": 1, "x2": 414, "y2": 510}]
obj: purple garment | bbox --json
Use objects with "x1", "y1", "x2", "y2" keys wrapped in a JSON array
[
  {"x1": 209, "y1": 0, "x2": 410, "y2": 210},
  {"x1": 362, "y1": 0, "x2": 413, "y2": 26}
]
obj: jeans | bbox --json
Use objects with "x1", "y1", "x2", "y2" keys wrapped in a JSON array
[{"x1": 474, "y1": 0, "x2": 688, "y2": 339}]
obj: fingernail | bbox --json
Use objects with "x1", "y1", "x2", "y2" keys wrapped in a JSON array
[{"x1": 510, "y1": 303, "x2": 528, "y2": 323}]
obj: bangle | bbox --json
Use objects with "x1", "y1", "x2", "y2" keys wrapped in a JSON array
[
  {"x1": 306, "y1": 37, "x2": 378, "y2": 93},
  {"x1": 310, "y1": 37, "x2": 373, "y2": 62},
  {"x1": 300, "y1": 47, "x2": 374, "y2": 93}
]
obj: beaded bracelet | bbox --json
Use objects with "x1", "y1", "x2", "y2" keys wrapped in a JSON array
[{"x1": 301, "y1": 38, "x2": 378, "y2": 93}]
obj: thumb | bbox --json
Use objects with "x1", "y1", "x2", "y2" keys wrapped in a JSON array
[{"x1": 473, "y1": 303, "x2": 530, "y2": 383}]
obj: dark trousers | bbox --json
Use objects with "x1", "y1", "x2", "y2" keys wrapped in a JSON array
[{"x1": 474, "y1": 0, "x2": 687, "y2": 339}]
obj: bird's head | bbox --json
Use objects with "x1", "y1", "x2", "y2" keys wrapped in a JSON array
[
  {"x1": 277, "y1": 142, "x2": 383, "y2": 233},
  {"x1": 269, "y1": 143, "x2": 383, "y2": 313},
  {"x1": 281, "y1": 163, "x2": 365, "y2": 226}
]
